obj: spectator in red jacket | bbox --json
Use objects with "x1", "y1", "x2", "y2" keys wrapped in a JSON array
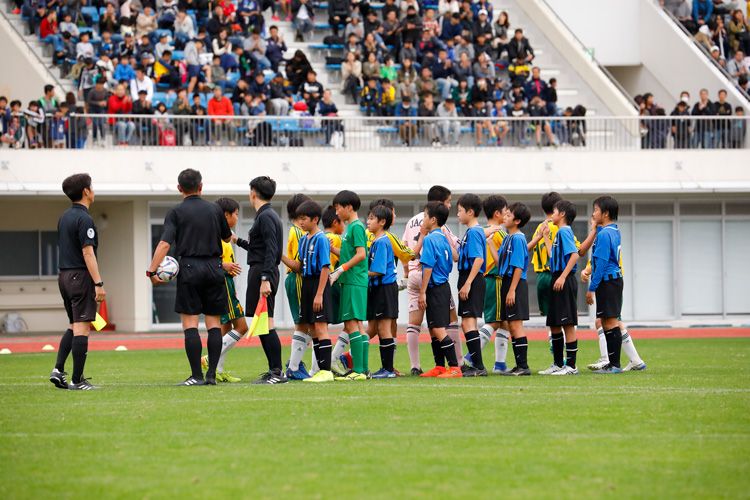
[
  {"x1": 40, "y1": 10, "x2": 64, "y2": 54},
  {"x1": 108, "y1": 83, "x2": 136, "y2": 145},
  {"x1": 207, "y1": 86, "x2": 235, "y2": 145}
]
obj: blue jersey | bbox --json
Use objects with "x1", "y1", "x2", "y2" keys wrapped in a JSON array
[
  {"x1": 550, "y1": 226, "x2": 578, "y2": 274},
  {"x1": 498, "y1": 232, "x2": 529, "y2": 280},
  {"x1": 299, "y1": 231, "x2": 330, "y2": 278},
  {"x1": 420, "y1": 229, "x2": 452, "y2": 287},
  {"x1": 589, "y1": 224, "x2": 622, "y2": 292},
  {"x1": 368, "y1": 234, "x2": 397, "y2": 286},
  {"x1": 458, "y1": 225, "x2": 486, "y2": 274}
]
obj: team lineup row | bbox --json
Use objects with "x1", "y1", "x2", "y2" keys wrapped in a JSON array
[{"x1": 48, "y1": 172, "x2": 645, "y2": 390}]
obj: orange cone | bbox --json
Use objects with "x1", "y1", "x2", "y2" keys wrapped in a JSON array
[{"x1": 98, "y1": 299, "x2": 115, "y2": 331}]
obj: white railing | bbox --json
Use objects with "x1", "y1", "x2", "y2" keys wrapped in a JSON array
[{"x1": 7, "y1": 114, "x2": 748, "y2": 151}]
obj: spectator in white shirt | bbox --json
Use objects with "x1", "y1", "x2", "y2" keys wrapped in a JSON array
[
  {"x1": 173, "y1": 10, "x2": 195, "y2": 48},
  {"x1": 130, "y1": 66, "x2": 155, "y2": 102}
]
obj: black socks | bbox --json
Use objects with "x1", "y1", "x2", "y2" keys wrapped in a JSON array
[
  {"x1": 551, "y1": 332, "x2": 565, "y2": 367},
  {"x1": 440, "y1": 336, "x2": 458, "y2": 367},
  {"x1": 566, "y1": 340, "x2": 578, "y2": 369},
  {"x1": 260, "y1": 328, "x2": 282, "y2": 372},
  {"x1": 465, "y1": 330, "x2": 484, "y2": 370},
  {"x1": 55, "y1": 328, "x2": 73, "y2": 371},
  {"x1": 512, "y1": 336, "x2": 529, "y2": 369},
  {"x1": 317, "y1": 338, "x2": 332, "y2": 371},
  {"x1": 184, "y1": 328, "x2": 203, "y2": 379},
  {"x1": 430, "y1": 337, "x2": 444, "y2": 367},
  {"x1": 71, "y1": 335, "x2": 88, "y2": 384},
  {"x1": 206, "y1": 328, "x2": 222, "y2": 379},
  {"x1": 379, "y1": 338, "x2": 396, "y2": 372},
  {"x1": 605, "y1": 327, "x2": 622, "y2": 368}
]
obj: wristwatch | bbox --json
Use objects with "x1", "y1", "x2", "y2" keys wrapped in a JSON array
[
  {"x1": 146, "y1": 270, "x2": 158, "y2": 277},
  {"x1": 94, "y1": 281, "x2": 104, "y2": 287},
  {"x1": 260, "y1": 275, "x2": 269, "y2": 282}
]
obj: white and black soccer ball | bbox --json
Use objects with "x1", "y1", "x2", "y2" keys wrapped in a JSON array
[{"x1": 157, "y1": 256, "x2": 179, "y2": 282}]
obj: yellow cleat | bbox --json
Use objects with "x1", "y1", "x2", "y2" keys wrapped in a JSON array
[
  {"x1": 217, "y1": 372, "x2": 241, "y2": 383},
  {"x1": 200, "y1": 355, "x2": 208, "y2": 371},
  {"x1": 303, "y1": 370, "x2": 334, "y2": 383}
]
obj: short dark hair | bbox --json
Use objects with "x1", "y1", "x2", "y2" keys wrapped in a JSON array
[
  {"x1": 483, "y1": 195, "x2": 508, "y2": 219},
  {"x1": 44, "y1": 84, "x2": 54, "y2": 94},
  {"x1": 541, "y1": 192, "x2": 562, "y2": 214},
  {"x1": 508, "y1": 202, "x2": 531, "y2": 228},
  {"x1": 287, "y1": 193, "x2": 312, "y2": 219},
  {"x1": 368, "y1": 198, "x2": 395, "y2": 212},
  {"x1": 427, "y1": 185, "x2": 451, "y2": 202},
  {"x1": 457, "y1": 193, "x2": 482, "y2": 218},
  {"x1": 593, "y1": 195, "x2": 619, "y2": 221},
  {"x1": 250, "y1": 176, "x2": 276, "y2": 201},
  {"x1": 554, "y1": 200, "x2": 576, "y2": 225},
  {"x1": 424, "y1": 201, "x2": 449, "y2": 227},
  {"x1": 62, "y1": 173, "x2": 92, "y2": 202},
  {"x1": 369, "y1": 204, "x2": 393, "y2": 230},
  {"x1": 178, "y1": 168, "x2": 202, "y2": 193},
  {"x1": 332, "y1": 190, "x2": 361, "y2": 211},
  {"x1": 216, "y1": 197, "x2": 240, "y2": 215},
  {"x1": 322, "y1": 205, "x2": 339, "y2": 228},
  {"x1": 295, "y1": 200, "x2": 322, "y2": 222}
]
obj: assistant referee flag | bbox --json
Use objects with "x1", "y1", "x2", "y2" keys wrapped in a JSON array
[{"x1": 246, "y1": 295, "x2": 270, "y2": 338}]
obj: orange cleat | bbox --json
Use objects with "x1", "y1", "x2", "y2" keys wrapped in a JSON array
[
  {"x1": 420, "y1": 366, "x2": 447, "y2": 377},
  {"x1": 437, "y1": 366, "x2": 463, "y2": 378}
]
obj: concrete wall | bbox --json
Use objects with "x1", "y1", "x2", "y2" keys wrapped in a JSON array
[{"x1": 607, "y1": 65, "x2": 675, "y2": 110}]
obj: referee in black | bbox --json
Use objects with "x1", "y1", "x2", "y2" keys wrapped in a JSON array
[
  {"x1": 147, "y1": 169, "x2": 232, "y2": 386},
  {"x1": 235, "y1": 176, "x2": 286, "y2": 384},
  {"x1": 50, "y1": 173, "x2": 106, "y2": 391}
]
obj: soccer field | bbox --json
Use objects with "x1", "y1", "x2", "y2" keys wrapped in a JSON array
[{"x1": 1, "y1": 338, "x2": 749, "y2": 499}]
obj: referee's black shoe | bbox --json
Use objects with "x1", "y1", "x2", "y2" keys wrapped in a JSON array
[
  {"x1": 500, "y1": 366, "x2": 531, "y2": 376},
  {"x1": 68, "y1": 378, "x2": 98, "y2": 390},
  {"x1": 178, "y1": 376, "x2": 206, "y2": 387},
  {"x1": 50, "y1": 368, "x2": 69, "y2": 389},
  {"x1": 205, "y1": 376, "x2": 217, "y2": 385},
  {"x1": 252, "y1": 369, "x2": 288, "y2": 385},
  {"x1": 462, "y1": 366, "x2": 488, "y2": 377}
]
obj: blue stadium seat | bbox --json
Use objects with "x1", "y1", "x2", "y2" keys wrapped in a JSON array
[
  {"x1": 172, "y1": 50, "x2": 185, "y2": 61},
  {"x1": 314, "y1": 23, "x2": 332, "y2": 30},
  {"x1": 309, "y1": 43, "x2": 344, "y2": 50},
  {"x1": 152, "y1": 91, "x2": 168, "y2": 106},
  {"x1": 80, "y1": 6, "x2": 99, "y2": 24}
]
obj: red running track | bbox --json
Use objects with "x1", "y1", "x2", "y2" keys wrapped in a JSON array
[{"x1": 0, "y1": 328, "x2": 748, "y2": 354}]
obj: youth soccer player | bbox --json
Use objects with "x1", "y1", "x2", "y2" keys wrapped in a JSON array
[
  {"x1": 530, "y1": 192, "x2": 562, "y2": 318},
  {"x1": 456, "y1": 193, "x2": 488, "y2": 377},
  {"x1": 366, "y1": 205, "x2": 400, "y2": 379},
  {"x1": 199, "y1": 198, "x2": 248, "y2": 383},
  {"x1": 284, "y1": 200, "x2": 336, "y2": 383},
  {"x1": 329, "y1": 190, "x2": 369, "y2": 381},
  {"x1": 498, "y1": 202, "x2": 532, "y2": 376},
  {"x1": 282, "y1": 193, "x2": 313, "y2": 380},
  {"x1": 419, "y1": 201, "x2": 462, "y2": 378},
  {"x1": 538, "y1": 200, "x2": 580, "y2": 375},
  {"x1": 582, "y1": 196, "x2": 625, "y2": 374}
]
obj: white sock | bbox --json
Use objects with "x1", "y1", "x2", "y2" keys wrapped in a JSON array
[
  {"x1": 597, "y1": 327, "x2": 608, "y2": 360},
  {"x1": 288, "y1": 331, "x2": 311, "y2": 371},
  {"x1": 332, "y1": 333, "x2": 349, "y2": 360},
  {"x1": 478, "y1": 325, "x2": 494, "y2": 350},
  {"x1": 406, "y1": 324, "x2": 421, "y2": 369},
  {"x1": 310, "y1": 340, "x2": 319, "y2": 375},
  {"x1": 217, "y1": 329, "x2": 241, "y2": 373},
  {"x1": 447, "y1": 322, "x2": 462, "y2": 364},
  {"x1": 495, "y1": 328, "x2": 509, "y2": 364},
  {"x1": 621, "y1": 329, "x2": 643, "y2": 364}
]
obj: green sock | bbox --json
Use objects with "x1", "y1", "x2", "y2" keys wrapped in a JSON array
[
  {"x1": 349, "y1": 332, "x2": 364, "y2": 373},
  {"x1": 361, "y1": 335, "x2": 369, "y2": 373}
]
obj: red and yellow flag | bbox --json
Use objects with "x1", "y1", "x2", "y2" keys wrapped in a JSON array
[{"x1": 246, "y1": 295, "x2": 270, "y2": 338}]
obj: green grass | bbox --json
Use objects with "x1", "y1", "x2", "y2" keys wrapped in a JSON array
[{"x1": 1, "y1": 338, "x2": 749, "y2": 499}]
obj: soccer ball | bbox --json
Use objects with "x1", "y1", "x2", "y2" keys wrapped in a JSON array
[{"x1": 157, "y1": 256, "x2": 179, "y2": 282}]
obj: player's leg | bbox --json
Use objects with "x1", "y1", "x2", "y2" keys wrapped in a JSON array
[
  {"x1": 501, "y1": 320, "x2": 530, "y2": 376},
  {"x1": 406, "y1": 270, "x2": 424, "y2": 373},
  {"x1": 203, "y1": 314, "x2": 224, "y2": 384},
  {"x1": 540, "y1": 326, "x2": 565, "y2": 374},
  {"x1": 559, "y1": 324, "x2": 578, "y2": 374},
  {"x1": 588, "y1": 317, "x2": 610, "y2": 370},
  {"x1": 285, "y1": 273, "x2": 311, "y2": 375},
  {"x1": 493, "y1": 320, "x2": 511, "y2": 373},
  {"x1": 500, "y1": 279, "x2": 531, "y2": 376},
  {"x1": 460, "y1": 274, "x2": 487, "y2": 376},
  {"x1": 180, "y1": 313, "x2": 205, "y2": 385},
  {"x1": 621, "y1": 321, "x2": 647, "y2": 371},
  {"x1": 50, "y1": 324, "x2": 74, "y2": 389},
  {"x1": 594, "y1": 279, "x2": 624, "y2": 374},
  {"x1": 373, "y1": 319, "x2": 397, "y2": 378},
  {"x1": 434, "y1": 324, "x2": 462, "y2": 378},
  {"x1": 212, "y1": 317, "x2": 246, "y2": 382},
  {"x1": 249, "y1": 269, "x2": 287, "y2": 384},
  {"x1": 304, "y1": 322, "x2": 334, "y2": 382},
  {"x1": 541, "y1": 276, "x2": 565, "y2": 374},
  {"x1": 447, "y1": 307, "x2": 463, "y2": 365}
]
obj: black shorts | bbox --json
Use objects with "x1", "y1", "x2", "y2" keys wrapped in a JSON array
[
  {"x1": 175, "y1": 257, "x2": 226, "y2": 316},
  {"x1": 299, "y1": 275, "x2": 333, "y2": 324},
  {"x1": 426, "y1": 282, "x2": 452, "y2": 329},
  {"x1": 367, "y1": 282, "x2": 399, "y2": 320},
  {"x1": 595, "y1": 277, "x2": 623, "y2": 319},
  {"x1": 58, "y1": 269, "x2": 97, "y2": 324},
  {"x1": 500, "y1": 277, "x2": 529, "y2": 321},
  {"x1": 546, "y1": 272, "x2": 578, "y2": 327},
  {"x1": 246, "y1": 264, "x2": 279, "y2": 319},
  {"x1": 457, "y1": 270, "x2": 485, "y2": 318}
]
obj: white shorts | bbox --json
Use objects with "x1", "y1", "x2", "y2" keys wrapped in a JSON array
[{"x1": 407, "y1": 269, "x2": 455, "y2": 313}]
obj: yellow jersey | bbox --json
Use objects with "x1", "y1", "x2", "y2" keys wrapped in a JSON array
[
  {"x1": 325, "y1": 231, "x2": 342, "y2": 271},
  {"x1": 484, "y1": 227, "x2": 508, "y2": 276},
  {"x1": 531, "y1": 221, "x2": 558, "y2": 273},
  {"x1": 221, "y1": 240, "x2": 235, "y2": 264},
  {"x1": 286, "y1": 224, "x2": 306, "y2": 273},
  {"x1": 366, "y1": 229, "x2": 415, "y2": 265}
]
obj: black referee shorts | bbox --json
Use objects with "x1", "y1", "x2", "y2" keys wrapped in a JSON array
[
  {"x1": 367, "y1": 282, "x2": 399, "y2": 320},
  {"x1": 175, "y1": 257, "x2": 226, "y2": 316},
  {"x1": 546, "y1": 272, "x2": 578, "y2": 327},
  {"x1": 246, "y1": 264, "x2": 279, "y2": 318},
  {"x1": 58, "y1": 269, "x2": 97, "y2": 324},
  {"x1": 426, "y1": 282, "x2": 452, "y2": 329},
  {"x1": 299, "y1": 275, "x2": 333, "y2": 324},
  {"x1": 457, "y1": 270, "x2": 485, "y2": 319},
  {"x1": 500, "y1": 277, "x2": 529, "y2": 321},
  {"x1": 595, "y1": 277, "x2": 623, "y2": 319}
]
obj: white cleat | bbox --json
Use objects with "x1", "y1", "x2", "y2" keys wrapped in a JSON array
[
  {"x1": 623, "y1": 360, "x2": 647, "y2": 372},
  {"x1": 550, "y1": 365, "x2": 579, "y2": 375},
  {"x1": 587, "y1": 358, "x2": 609, "y2": 371},
  {"x1": 538, "y1": 364, "x2": 564, "y2": 375}
]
